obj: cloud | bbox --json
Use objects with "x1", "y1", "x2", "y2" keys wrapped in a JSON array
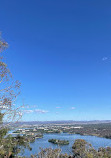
[
  {"x1": 26, "y1": 105, "x2": 38, "y2": 108},
  {"x1": 35, "y1": 109, "x2": 49, "y2": 114},
  {"x1": 71, "y1": 107, "x2": 75, "y2": 110},
  {"x1": 102, "y1": 57, "x2": 108, "y2": 61},
  {"x1": 23, "y1": 108, "x2": 49, "y2": 114},
  {"x1": 22, "y1": 104, "x2": 38, "y2": 109},
  {"x1": 23, "y1": 110, "x2": 34, "y2": 113},
  {"x1": 56, "y1": 107, "x2": 61, "y2": 109}
]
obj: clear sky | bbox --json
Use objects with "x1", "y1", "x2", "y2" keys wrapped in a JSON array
[{"x1": 0, "y1": 0, "x2": 111, "y2": 121}]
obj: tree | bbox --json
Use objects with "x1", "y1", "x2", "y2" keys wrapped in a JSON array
[
  {"x1": 0, "y1": 34, "x2": 30, "y2": 157},
  {"x1": 72, "y1": 139, "x2": 96, "y2": 158},
  {"x1": 0, "y1": 35, "x2": 22, "y2": 125},
  {"x1": 72, "y1": 139, "x2": 111, "y2": 158},
  {"x1": 31, "y1": 148, "x2": 69, "y2": 158}
]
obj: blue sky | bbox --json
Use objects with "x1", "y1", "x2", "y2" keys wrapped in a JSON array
[{"x1": 0, "y1": 0, "x2": 111, "y2": 121}]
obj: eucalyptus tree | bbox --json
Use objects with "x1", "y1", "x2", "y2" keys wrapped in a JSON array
[{"x1": 0, "y1": 35, "x2": 30, "y2": 157}]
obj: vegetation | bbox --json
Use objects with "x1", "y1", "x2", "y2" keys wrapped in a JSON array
[
  {"x1": 48, "y1": 139, "x2": 69, "y2": 145},
  {"x1": 0, "y1": 35, "x2": 31, "y2": 157},
  {"x1": 31, "y1": 148, "x2": 69, "y2": 158},
  {"x1": 60, "y1": 123, "x2": 111, "y2": 139},
  {"x1": 72, "y1": 139, "x2": 111, "y2": 158}
]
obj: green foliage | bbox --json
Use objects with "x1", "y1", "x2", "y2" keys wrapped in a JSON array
[
  {"x1": 0, "y1": 113, "x2": 4, "y2": 123},
  {"x1": 0, "y1": 132, "x2": 31, "y2": 157},
  {"x1": 72, "y1": 139, "x2": 111, "y2": 158},
  {"x1": 0, "y1": 128, "x2": 8, "y2": 139},
  {"x1": 72, "y1": 139, "x2": 92, "y2": 158},
  {"x1": 31, "y1": 148, "x2": 70, "y2": 158}
]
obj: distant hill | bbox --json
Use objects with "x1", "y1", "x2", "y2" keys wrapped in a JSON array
[{"x1": 11, "y1": 120, "x2": 111, "y2": 126}]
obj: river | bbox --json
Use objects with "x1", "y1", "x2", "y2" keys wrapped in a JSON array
[{"x1": 21, "y1": 133, "x2": 111, "y2": 157}]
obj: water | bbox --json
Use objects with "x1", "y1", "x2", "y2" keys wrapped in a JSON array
[{"x1": 21, "y1": 133, "x2": 111, "y2": 157}]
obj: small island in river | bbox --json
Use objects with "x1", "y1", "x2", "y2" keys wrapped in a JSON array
[{"x1": 48, "y1": 139, "x2": 69, "y2": 145}]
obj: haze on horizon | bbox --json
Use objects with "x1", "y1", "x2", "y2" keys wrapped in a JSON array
[{"x1": 0, "y1": 0, "x2": 111, "y2": 121}]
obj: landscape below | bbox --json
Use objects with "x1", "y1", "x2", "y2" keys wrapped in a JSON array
[
  {"x1": 6, "y1": 121, "x2": 111, "y2": 157},
  {"x1": 11, "y1": 121, "x2": 111, "y2": 139}
]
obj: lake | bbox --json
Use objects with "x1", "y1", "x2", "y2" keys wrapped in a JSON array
[{"x1": 21, "y1": 133, "x2": 111, "y2": 157}]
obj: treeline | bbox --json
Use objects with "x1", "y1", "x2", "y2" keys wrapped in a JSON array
[{"x1": 65, "y1": 123, "x2": 111, "y2": 139}]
